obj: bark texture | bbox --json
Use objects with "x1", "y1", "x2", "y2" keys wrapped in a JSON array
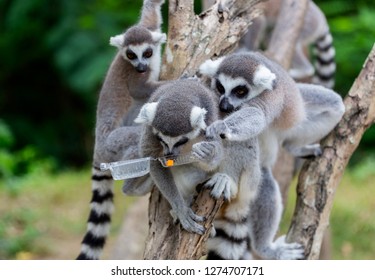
[
  {"x1": 286, "y1": 44, "x2": 375, "y2": 259},
  {"x1": 144, "y1": 0, "x2": 264, "y2": 260}
]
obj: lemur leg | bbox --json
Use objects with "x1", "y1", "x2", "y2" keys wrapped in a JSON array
[
  {"x1": 289, "y1": 43, "x2": 315, "y2": 80},
  {"x1": 282, "y1": 83, "x2": 345, "y2": 158},
  {"x1": 206, "y1": 141, "x2": 261, "y2": 260},
  {"x1": 249, "y1": 167, "x2": 304, "y2": 260}
]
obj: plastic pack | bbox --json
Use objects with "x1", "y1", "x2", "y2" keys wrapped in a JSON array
[
  {"x1": 100, "y1": 157, "x2": 151, "y2": 180},
  {"x1": 100, "y1": 153, "x2": 198, "y2": 180}
]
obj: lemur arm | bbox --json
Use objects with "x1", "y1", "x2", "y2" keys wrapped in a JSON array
[{"x1": 206, "y1": 106, "x2": 268, "y2": 142}]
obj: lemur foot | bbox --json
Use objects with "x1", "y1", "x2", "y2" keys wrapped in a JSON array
[
  {"x1": 257, "y1": 235, "x2": 304, "y2": 260},
  {"x1": 170, "y1": 207, "x2": 206, "y2": 235},
  {"x1": 204, "y1": 173, "x2": 237, "y2": 200},
  {"x1": 288, "y1": 143, "x2": 322, "y2": 159},
  {"x1": 273, "y1": 235, "x2": 305, "y2": 259}
]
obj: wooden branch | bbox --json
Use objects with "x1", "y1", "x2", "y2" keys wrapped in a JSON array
[
  {"x1": 144, "y1": 186, "x2": 224, "y2": 259},
  {"x1": 265, "y1": 0, "x2": 308, "y2": 206},
  {"x1": 266, "y1": 0, "x2": 309, "y2": 69},
  {"x1": 161, "y1": 0, "x2": 265, "y2": 80},
  {"x1": 144, "y1": 0, "x2": 264, "y2": 260},
  {"x1": 286, "y1": 44, "x2": 375, "y2": 260}
]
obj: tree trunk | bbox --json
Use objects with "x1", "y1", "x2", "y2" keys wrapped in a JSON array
[
  {"x1": 286, "y1": 44, "x2": 375, "y2": 259},
  {"x1": 144, "y1": 0, "x2": 265, "y2": 260}
]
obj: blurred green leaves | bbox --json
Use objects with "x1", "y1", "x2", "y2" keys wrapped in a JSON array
[{"x1": 0, "y1": 0, "x2": 374, "y2": 168}]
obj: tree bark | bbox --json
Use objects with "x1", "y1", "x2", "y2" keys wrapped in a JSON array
[
  {"x1": 144, "y1": 0, "x2": 265, "y2": 260},
  {"x1": 286, "y1": 44, "x2": 375, "y2": 259},
  {"x1": 265, "y1": 0, "x2": 309, "y2": 205}
]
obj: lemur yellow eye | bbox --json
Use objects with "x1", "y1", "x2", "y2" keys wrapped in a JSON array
[
  {"x1": 233, "y1": 85, "x2": 249, "y2": 98},
  {"x1": 143, "y1": 49, "x2": 153, "y2": 58},
  {"x1": 126, "y1": 51, "x2": 136, "y2": 60}
]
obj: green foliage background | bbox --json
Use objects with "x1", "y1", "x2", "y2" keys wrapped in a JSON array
[
  {"x1": 0, "y1": 0, "x2": 374, "y2": 261},
  {"x1": 0, "y1": 0, "x2": 374, "y2": 173}
]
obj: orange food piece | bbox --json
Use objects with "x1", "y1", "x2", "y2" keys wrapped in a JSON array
[{"x1": 166, "y1": 159, "x2": 174, "y2": 167}]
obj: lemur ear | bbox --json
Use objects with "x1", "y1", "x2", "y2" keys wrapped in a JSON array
[
  {"x1": 253, "y1": 64, "x2": 276, "y2": 91},
  {"x1": 199, "y1": 57, "x2": 225, "y2": 77},
  {"x1": 134, "y1": 102, "x2": 159, "y2": 125},
  {"x1": 190, "y1": 106, "x2": 207, "y2": 130},
  {"x1": 109, "y1": 34, "x2": 125, "y2": 49},
  {"x1": 151, "y1": 31, "x2": 167, "y2": 44}
]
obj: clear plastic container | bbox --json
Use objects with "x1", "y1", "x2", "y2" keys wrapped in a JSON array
[
  {"x1": 100, "y1": 153, "x2": 199, "y2": 180},
  {"x1": 100, "y1": 157, "x2": 151, "y2": 180}
]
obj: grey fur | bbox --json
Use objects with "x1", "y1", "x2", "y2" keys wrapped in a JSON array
[
  {"x1": 200, "y1": 51, "x2": 345, "y2": 259},
  {"x1": 77, "y1": 0, "x2": 166, "y2": 260},
  {"x1": 130, "y1": 80, "x2": 224, "y2": 234}
]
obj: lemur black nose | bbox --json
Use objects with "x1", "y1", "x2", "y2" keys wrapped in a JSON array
[
  {"x1": 136, "y1": 64, "x2": 147, "y2": 73},
  {"x1": 219, "y1": 98, "x2": 234, "y2": 113}
]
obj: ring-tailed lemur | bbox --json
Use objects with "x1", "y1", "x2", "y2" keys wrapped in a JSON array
[
  {"x1": 240, "y1": 0, "x2": 336, "y2": 88},
  {"x1": 131, "y1": 79, "x2": 261, "y2": 239},
  {"x1": 199, "y1": 51, "x2": 345, "y2": 259},
  {"x1": 77, "y1": 0, "x2": 166, "y2": 260}
]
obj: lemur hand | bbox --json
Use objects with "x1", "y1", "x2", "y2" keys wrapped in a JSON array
[
  {"x1": 192, "y1": 141, "x2": 223, "y2": 169},
  {"x1": 205, "y1": 120, "x2": 229, "y2": 140}
]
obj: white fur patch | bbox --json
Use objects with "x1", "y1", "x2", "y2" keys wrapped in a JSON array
[
  {"x1": 190, "y1": 106, "x2": 207, "y2": 130},
  {"x1": 151, "y1": 31, "x2": 167, "y2": 44},
  {"x1": 134, "y1": 102, "x2": 159, "y2": 124},
  {"x1": 199, "y1": 57, "x2": 225, "y2": 77},
  {"x1": 79, "y1": 244, "x2": 102, "y2": 260},
  {"x1": 109, "y1": 34, "x2": 124, "y2": 48},
  {"x1": 207, "y1": 238, "x2": 247, "y2": 260},
  {"x1": 214, "y1": 219, "x2": 249, "y2": 239},
  {"x1": 90, "y1": 200, "x2": 114, "y2": 215},
  {"x1": 218, "y1": 74, "x2": 249, "y2": 95},
  {"x1": 87, "y1": 222, "x2": 110, "y2": 238},
  {"x1": 253, "y1": 64, "x2": 276, "y2": 91}
]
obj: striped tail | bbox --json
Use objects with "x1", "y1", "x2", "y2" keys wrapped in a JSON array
[
  {"x1": 77, "y1": 167, "x2": 114, "y2": 260},
  {"x1": 206, "y1": 216, "x2": 250, "y2": 260},
  {"x1": 312, "y1": 31, "x2": 336, "y2": 89}
]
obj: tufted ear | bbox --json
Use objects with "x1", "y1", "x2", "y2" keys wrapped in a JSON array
[
  {"x1": 109, "y1": 34, "x2": 125, "y2": 49},
  {"x1": 253, "y1": 64, "x2": 276, "y2": 91},
  {"x1": 151, "y1": 31, "x2": 167, "y2": 44},
  {"x1": 190, "y1": 106, "x2": 207, "y2": 130},
  {"x1": 199, "y1": 56, "x2": 225, "y2": 77},
  {"x1": 134, "y1": 102, "x2": 159, "y2": 125}
]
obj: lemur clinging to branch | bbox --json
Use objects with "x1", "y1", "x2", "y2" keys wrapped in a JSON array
[{"x1": 77, "y1": 0, "x2": 166, "y2": 260}]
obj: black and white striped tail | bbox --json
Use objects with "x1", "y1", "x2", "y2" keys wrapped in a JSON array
[
  {"x1": 77, "y1": 167, "x2": 114, "y2": 260},
  {"x1": 312, "y1": 31, "x2": 336, "y2": 89},
  {"x1": 206, "y1": 217, "x2": 250, "y2": 260}
]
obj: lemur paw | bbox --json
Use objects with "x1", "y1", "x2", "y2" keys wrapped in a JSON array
[
  {"x1": 273, "y1": 235, "x2": 305, "y2": 260},
  {"x1": 288, "y1": 143, "x2": 322, "y2": 159},
  {"x1": 171, "y1": 207, "x2": 206, "y2": 235},
  {"x1": 205, "y1": 120, "x2": 229, "y2": 140},
  {"x1": 204, "y1": 173, "x2": 237, "y2": 201},
  {"x1": 192, "y1": 141, "x2": 223, "y2": 168}
]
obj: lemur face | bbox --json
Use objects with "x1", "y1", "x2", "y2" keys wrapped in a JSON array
[
  {"x1": 110, "y1": 27, "x2": 166, "y2": 74},
  {"x1": 214, "y1": 64, "x2": 277, "y2": 113},
  {"x1": 214, "y1": 74, "x2": 251, "y2": 113},
  {"x1": 152, "y1": 128, "x2": 199, "y2": 157},
  {"x1": 135, "y1": 100, "x2": 208, "y2": 158},
  {"x1": 123, "y1": 43, "x2": 155, "y2": 73}
]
